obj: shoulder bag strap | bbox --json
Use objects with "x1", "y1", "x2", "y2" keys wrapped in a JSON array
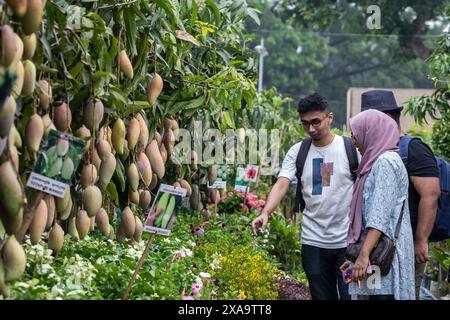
[{"x1": 394, "y1": 200, "x2": 406, "y2": 240}]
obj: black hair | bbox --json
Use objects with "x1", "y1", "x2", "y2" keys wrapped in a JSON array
[
  {"x1": 386, "y1": 110, "x2": 401, "y2": 126},
  {"x1": 297, "y1": 93, "x2": 329, "y2": 114}
]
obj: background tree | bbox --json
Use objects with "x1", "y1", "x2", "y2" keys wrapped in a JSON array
[{"x1": 247, "y1": 0, "x2": 447, "y2": 127}]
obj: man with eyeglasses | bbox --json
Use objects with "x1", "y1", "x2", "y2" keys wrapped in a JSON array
[{"x1": 252, "y1": 93, "x2": 360, "y2": 300}]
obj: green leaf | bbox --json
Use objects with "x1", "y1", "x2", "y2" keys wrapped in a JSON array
[
  {"x1": 191, "y1": 0, "x2": 198, "y2": 25},
  {"x1": 169, "y1": 94, "x2": 206, "y2": 115},
  {"x1": 68, "y1": 61, "x2": 84, "y2": 79},
  {"x1": 40, "y1": 33, "x2": 53, "y2": 63},
  {"x1": 205, "y1": 0, "x2": 221, "y2": 26},
  {"x1": 123, "y1": 7, "x2": 137, "y2": 56},
  {"x1": 36, "y1": 64, "x2": 59, "y2": 75},
  {"x1": 217, "y1": 50, "x2": 231, "y2": 65},
  {"x1": 109, "y1": 37, "x2": 119, "y2": 64},
  {"x1": 109, "y1": 87, "x2": 128, "y2": 107},
  {"x1": 92, "y1": 71, "x2": 109, "y2": 80},
  {"x1": 246, "y1": 8, "x2": 261, "y2": 26},
  {"x1": 152, "y1": 0, "x2": 179, "y2": 28},
  {"x1": 107, "y1": 182, "x2": 119, "y2": 207},
  {"x1": 121, "y1": 101, "x2": 152, "y2": 117},
  {"x1": 223, "y1": 111, "x2": 236, "y2": 129}
]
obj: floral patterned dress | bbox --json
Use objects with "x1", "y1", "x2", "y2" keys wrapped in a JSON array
[{"x1": 349, "y1": 151, "x2": 416, "y2": 300}]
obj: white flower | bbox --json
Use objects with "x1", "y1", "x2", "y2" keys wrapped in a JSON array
[
  {"x1": 14, "y1": 282, "x2": 30, "y2": 289},
  {"x1": 51, "y1": 285, "x2": 64, "y2": 297},
  {"x1": 187, "y1": 240, "x2": 196, "y2": 248},
  {"x1": 209, "y1": 252, "x2": 222, "y2": 270},
  {"x1": 66, "y1": 289, "x2": 85, "y2": 296},
  {"x1": 39, "y1": 263, "x2": 54, "y2": 275},
  {"x1": 96, "y1": 257, "x2": 105, "y2": 265},
  {"x1": 210, "y1": 262, "x2": 221, "y2": 270},
  {"x1": 199, "y1": 272, "x2": 211, "y2": 281}
]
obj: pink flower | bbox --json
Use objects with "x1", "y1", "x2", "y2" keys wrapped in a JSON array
[
  {"x1": 192, "y1": 283, "x2": 203, "y2": 296},
  {"x1": 177, "y1": 250, "x2": 186, "y2": 259},
  {"x1": 274, "y1": 211, "x2": 282, "y2": 217},
  {"x1": 258, "y1": 199, "x2": 266, "y2": 207},
  {"x1": 211, "y1": 290, "x2": 218, "y2": 298},
  {"x1": 246, "y1": 193, "x2": 257, "y2": 201},
  {"x1": 247, "y1": 200, "x2": 258, "y2": 209},
  {"x1": 194, "y1": 227, "x2": 204, "y2": 237},
  {"x1": 181, "y1": 289, "x2": 195, "y2": 300}
]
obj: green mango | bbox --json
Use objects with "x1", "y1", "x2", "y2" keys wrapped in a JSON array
[
  {"x1": 47, "y1": 157, "x2": 63, "y2": 177},
  {"x1": 160, "y1": 195, "x2": 176, "y2": 229},
  {"x1": 154, "y1": 192, "x2": 170, "y2": 227},
  {"x1": 60, "y1": 157, "x2": 74, "y2": 180}
]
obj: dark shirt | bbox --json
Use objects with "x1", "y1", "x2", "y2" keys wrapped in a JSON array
[{"x1": 404, "y1": 138, "x2": 439, "y2": 237}]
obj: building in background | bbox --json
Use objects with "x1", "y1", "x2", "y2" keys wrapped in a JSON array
[{"x1": 346, "y1": 88, "x2": 435, "y2": 131}]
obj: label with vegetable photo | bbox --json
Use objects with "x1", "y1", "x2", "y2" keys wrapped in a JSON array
[
  {"x1": 27, "y1": 130, "x2": 86, "y2": 198},
  {"x1": 144, "y1": 184, "x2": 187, "y2": 236},
  {"x1": 207, "y1": 165, "x2": 227, "y2": 189}
]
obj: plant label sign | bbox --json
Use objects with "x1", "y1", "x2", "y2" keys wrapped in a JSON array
[
  {"x1": 207, "y1": 165, "x2": 227, "y2": 189},
  {"x1": 234, "y1": 165, "x2": 259, "y2": 192},
  {"x1": 144, "y1": 184, "x2": 187, "y2": 236},
  {"x1": 27, "y1": 130, "x2": 86, "y2": 198},
  {"x1": 234, "y1": 167, "x2": 248, "y2": 192}
]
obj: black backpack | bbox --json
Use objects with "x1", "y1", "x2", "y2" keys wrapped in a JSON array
[
  {"x1": 399, "y1": 135, "x2": 450, "y2": 242},
  {"x1": 293, "y1": 136, "x2": 359, "y2": 213}
]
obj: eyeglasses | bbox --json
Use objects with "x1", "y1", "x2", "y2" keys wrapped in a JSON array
[{"x1": 301, "y1": 114, "x2": 329, "y2": 128}]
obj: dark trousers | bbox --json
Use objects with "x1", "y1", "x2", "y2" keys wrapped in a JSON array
[{"x1": 301, "y1": 244, "x2": 350, "y2": 300}]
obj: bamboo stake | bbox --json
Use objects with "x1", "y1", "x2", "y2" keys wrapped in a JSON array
[{"x1": 122, "y1": 233, "x2": 156, "y2": 300}]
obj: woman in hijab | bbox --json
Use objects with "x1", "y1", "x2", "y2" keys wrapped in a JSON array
[{"x1": 340, "y1": 109, "x2": 415, "y2": 300}]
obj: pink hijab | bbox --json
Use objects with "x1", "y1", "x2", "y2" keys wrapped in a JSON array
[{"x1": 347, "y1": 109, "x2": 400, "y2": 244}]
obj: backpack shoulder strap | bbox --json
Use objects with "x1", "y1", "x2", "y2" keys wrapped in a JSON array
[
  {"x1": 343, "y1": 136, "x2": 359, "y2": 182},
  {"x1": 399, "y1": 134, "x2": 419, "y2": 163},
  {"x1": 295, "y1": 137, "x2": 312, "y2": 180},
  {"x1": 293, "y1": 137, "x2": 312, "y2": 213}
]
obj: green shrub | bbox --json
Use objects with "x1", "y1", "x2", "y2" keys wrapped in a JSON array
[
  {"x1": 431, "y1": 119, "x2": 450, "y2": 160},
  {"x1": 266, "y1": 215, "x2": 302, "y2": 274}
]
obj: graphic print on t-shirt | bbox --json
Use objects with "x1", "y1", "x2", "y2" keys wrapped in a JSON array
[
  {"x1": 320, "y1": 162, "x2": 334, "y2": 187},
  {"x1": 312, "y1": 158, "x2": 334, "y2": 195}
]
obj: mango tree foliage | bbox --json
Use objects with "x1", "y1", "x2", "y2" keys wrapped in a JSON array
[{"x1": 29, "y1": 0, "x2": 261, "y2": 135}]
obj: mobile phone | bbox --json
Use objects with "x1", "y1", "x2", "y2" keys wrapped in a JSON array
[{"x1": 342, "y1": 266, "x2": 353, "y2": 284}]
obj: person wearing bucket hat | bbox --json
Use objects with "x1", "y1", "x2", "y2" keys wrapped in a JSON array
[
  {"x1": 361, "y1": 89, "x2": 440, "y2": 300},
  {"x1": 361, "y1": 90, "x2": 404, "y2": 113}
]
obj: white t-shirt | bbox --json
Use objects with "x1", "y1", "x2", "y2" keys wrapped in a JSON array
[{"x1": 278, "y1": 135, "x2": 357, "y2": 249}]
